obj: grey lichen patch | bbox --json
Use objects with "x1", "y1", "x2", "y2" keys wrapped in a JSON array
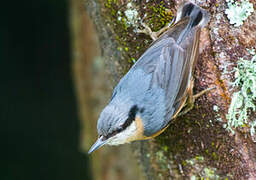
[
  {"x1": 213, "y1": 105, "x2": 223, "y2": 122},
  {"x1": 203, "y1": 167, "x2": 219, "y2": 179},
  {"x1": 225, "y1": 0, "x2": 254, "y2": 27},
  {"x1": 184, "y1": 156, "x2": 224, "y2": 179},
  {"x1": 116, "y1": 2, "x2": 140, "y2": 31},
  {"x1": 104, "y1": 0, "x2": 145, "y2": 66},
  {"x1": 156, "y1": 151, "x2": 168, "y2": 169},
  {"x1": 250, "y1": 121, "x2": 256, "y2": 139},
  {"x1": 104, "y1": 0, "x2": 175, "y2": 65},
  {"x1": 123, "y1": 3, "x2": 139, "y2": 28},
  {"x1": 226, "y1": 48, "x2": 256, "y2": 138},
  {"x1": 186, "y1": 156, "x2": 204, "y2": 166},
  {"x1": 213, "y1": 105, "x2": 219, "y2": 112},
  {"x1": 145, "y1": 143, "x2": 180, "y2": 179},
  {"x1": 186, "y1": 156, "x2": 234, "y2": 179}
]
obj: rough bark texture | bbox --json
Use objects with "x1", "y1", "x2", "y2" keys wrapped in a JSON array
[{"x1": 72, "y1": 0, "x2": 256, "y2": 179}]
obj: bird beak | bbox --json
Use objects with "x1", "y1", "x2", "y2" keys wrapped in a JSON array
[{"x1": 88, "y1": 136, "x2": 107, "y2": 154}]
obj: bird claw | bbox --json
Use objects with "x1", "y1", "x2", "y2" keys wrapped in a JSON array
[{"x1": 178, "y1": 83, "x2": 216, "y2": 117}]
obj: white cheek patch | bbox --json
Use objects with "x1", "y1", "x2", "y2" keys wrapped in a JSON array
[{"x1": 106, "y1": 121, "x2": 137, "y2": 146}]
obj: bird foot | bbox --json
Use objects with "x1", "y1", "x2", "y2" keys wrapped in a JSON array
[
  {"x1": 178, "y1": 86, "x2": 216, "y2": 117},
  {"x1": 137, "y1": 22, "x2": 159, "y2": 41},
  {"x1": 137, "y1": 17, "x2": 175, "y2": 41}
]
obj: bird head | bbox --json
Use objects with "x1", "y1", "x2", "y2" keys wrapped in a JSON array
[{"x1": 88, "y1": 103, "x2": 147, "y2": 154}]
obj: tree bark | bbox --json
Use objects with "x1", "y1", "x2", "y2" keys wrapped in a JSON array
[
  {"x1": 70, "y1": 0, "x2": 144, "y2": 179},
  {"x1": 72, "y1": 0, "x2": 256, "y2": 179}
]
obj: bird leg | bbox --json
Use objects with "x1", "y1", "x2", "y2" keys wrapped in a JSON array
[
  {"x1": 178, "y1": 78, "x2": 215, "y2": 117},
  {"x1": 137, "y1": 22, "x2": 159, "y2": 41},
  {"x1": 137, "y1": 17, "x2": 175, "y2": 41}
]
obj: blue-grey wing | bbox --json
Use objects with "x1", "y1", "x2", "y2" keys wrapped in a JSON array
[{"x1": 132, "y1": 19, "x2": 200, "y2": 124}]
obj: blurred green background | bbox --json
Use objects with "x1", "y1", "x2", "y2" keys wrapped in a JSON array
[{"x1": 1, "y1": 0, "x2": 92, "y2": 179}]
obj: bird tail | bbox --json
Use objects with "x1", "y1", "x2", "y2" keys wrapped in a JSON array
[
  {"x1": 175, "y1": 1, "x2": 210, "y2": 43},
  {"x1": 176, "y1": 1, "x2": 210, "y2": 28}
]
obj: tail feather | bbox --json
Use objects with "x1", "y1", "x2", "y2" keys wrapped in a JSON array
[
  {"x1": 175, "y1": 1, "x2": 210, "y2": 28},
  {"x1": 175, "y1": 1, "x2": 209, "y2": 44}
]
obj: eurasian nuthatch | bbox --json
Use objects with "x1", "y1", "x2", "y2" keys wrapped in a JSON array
[{"x1": 88, "y1": 1, "x2": 210, "y2": 154}]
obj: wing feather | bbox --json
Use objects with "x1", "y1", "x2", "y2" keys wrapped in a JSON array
[{"x1": 132, "y1": 18, "x2": 201, "y2": 124}]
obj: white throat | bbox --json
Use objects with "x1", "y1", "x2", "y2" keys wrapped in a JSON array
[{"x1": 106, "y1": 121, "x2": 137, "y2": 146}]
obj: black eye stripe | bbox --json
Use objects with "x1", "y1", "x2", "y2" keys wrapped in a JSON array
[
  {"x1": 105, "y1": 105, "x2": 139, "y2": 139},
  {"x1": 123, "y1": 105, "x2": 139, "y2": 128}
]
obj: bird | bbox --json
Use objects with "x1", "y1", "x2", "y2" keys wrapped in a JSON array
[{"x1": 88, "y1": 1, "x2": 211, "y2": 154}]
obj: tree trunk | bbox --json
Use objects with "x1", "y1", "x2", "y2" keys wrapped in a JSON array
[{"x1": 71, "y1": 0, "x2": 256, "y2": 179}]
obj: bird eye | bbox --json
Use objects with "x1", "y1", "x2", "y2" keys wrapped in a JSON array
[
  {"x1": 101, "y1": 135, "x2": 107, "y2": 141},
  {"x1": 104, "y1": 105, "x2": 139, "y2": 140}
]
